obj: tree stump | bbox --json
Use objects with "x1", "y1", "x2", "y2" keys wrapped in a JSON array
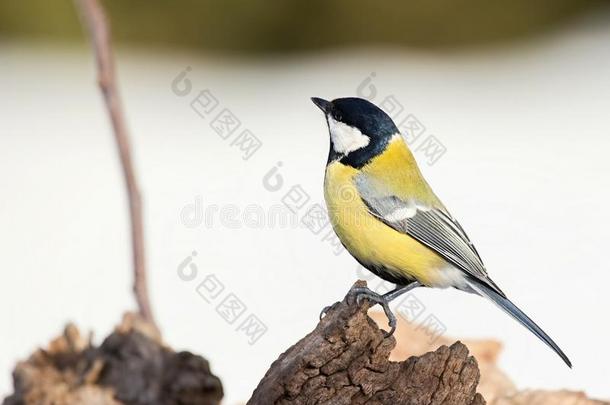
[
  {"x1": 248, "y1": 281, "x2": 486, "y2": 405},
  {"x1": 2, "y1": 314, "x2": 223, "y2": 405}
]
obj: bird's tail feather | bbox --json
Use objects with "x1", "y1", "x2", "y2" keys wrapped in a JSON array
[{"x1": 467, "y1": 277, "x2": 572, "y2": 368}]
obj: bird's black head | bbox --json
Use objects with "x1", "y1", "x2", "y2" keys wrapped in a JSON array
[{"x1": 311, "y1": 97, "x2": 398, "y2": 168}]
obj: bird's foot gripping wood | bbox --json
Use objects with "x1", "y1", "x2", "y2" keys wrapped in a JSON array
[
  {"x1": 320, "y1": 281, "x2": 422, "y2": 336},
  {"x1": 350, "y1": 286, "x2": 398, "y2": 336},
  {"x1": 319, "y1": 285, "x2": 395, "y2": 335}
]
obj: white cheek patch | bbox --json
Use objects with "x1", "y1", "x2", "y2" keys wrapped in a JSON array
[{"x1": 327, "y1": 116, "x2": 370, "y2": 155}]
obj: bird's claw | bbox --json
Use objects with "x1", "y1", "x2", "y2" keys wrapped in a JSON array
[
  {"x1": 385, "y1": 310, "x2": 397, "y2": 337},
  {"x1": 349, "y1": 287, "x2": 397, "y2": 337},
  {"x1": 319, "y1": 301, "x2": 340, "y2": 320}
]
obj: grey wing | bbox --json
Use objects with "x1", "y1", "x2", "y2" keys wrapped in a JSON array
[{"x1": 355, "y1": 173, "x2": 505, "y2": 297}]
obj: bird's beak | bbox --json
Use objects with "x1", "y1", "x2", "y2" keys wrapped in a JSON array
[{"x1": 311, "y1": 97, "x2": 331, "y2": 113}]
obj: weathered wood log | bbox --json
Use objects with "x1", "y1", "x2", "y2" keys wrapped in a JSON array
[{"x1": 248, "y1": 281, "x2": 486, "y2": 405}]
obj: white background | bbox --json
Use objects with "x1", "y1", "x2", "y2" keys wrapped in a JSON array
[{"x1": 1, "y1": 15, "x2": 610, "y2": 404}]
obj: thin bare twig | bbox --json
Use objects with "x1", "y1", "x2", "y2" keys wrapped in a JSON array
[{"x1": 74, "y1": 0, "x2": 156, "y2": 327}]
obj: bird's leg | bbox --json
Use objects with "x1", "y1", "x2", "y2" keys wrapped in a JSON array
[
  {"x1": 350, "y1": 281, "x2": 422, "y2": 336},
  {"x1": 382, "y1": 281, "x2": 422, "y2": 302}
]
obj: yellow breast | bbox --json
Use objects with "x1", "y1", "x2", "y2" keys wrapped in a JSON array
[{"x1": 324, "y1": 138, "x2": 447, "y2": 286}]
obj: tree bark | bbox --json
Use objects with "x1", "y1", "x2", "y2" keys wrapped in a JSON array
[{"x1": 248, "y1": 281, "x2": 486, "y2": 405}]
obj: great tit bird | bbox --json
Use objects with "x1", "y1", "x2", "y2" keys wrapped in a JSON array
[{"x1": 311, "y1": 96, "x2": 571, "y2": 368}]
